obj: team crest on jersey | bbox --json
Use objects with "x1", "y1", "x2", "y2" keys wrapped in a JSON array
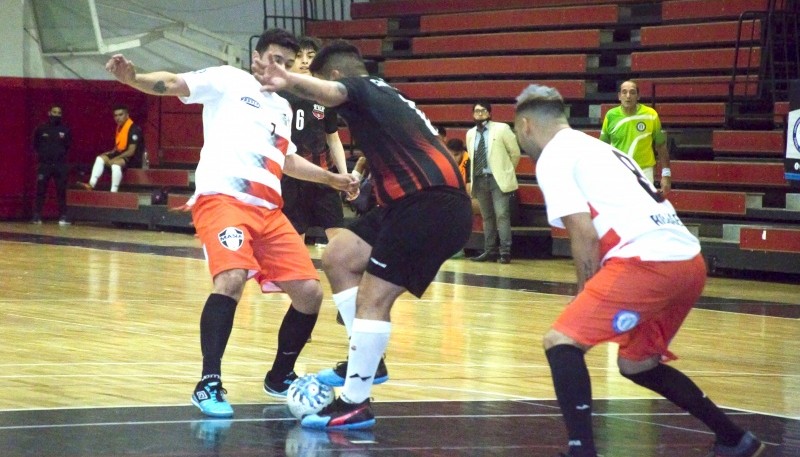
[
  {"x1": 240, "y1": 97, "x2": 261, "y2": 109},
  {"x1": 218, "y1": 227, "x2": 244, "y2": 251},
  {"x1": 636, "y1": 122, "x2": 646, "y2": 132},
  {"x1": 312, "y1": 104, "x2": 325, "y2": 120},
  {"x1": 612, "y1": 310, "x2": 640, "y2": 333}
]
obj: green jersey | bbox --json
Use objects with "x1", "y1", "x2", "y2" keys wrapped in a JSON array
[{"x1": 599, "y1": 104, "x2": 666, "y2": 169}]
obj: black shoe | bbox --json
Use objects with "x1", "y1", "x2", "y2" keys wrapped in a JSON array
[
  {"x1": 470, "y1": 251, "x2": 499, "y2": 262},
  {"x1": 300, "y1": 396, "x2": 376, "y2": 430},
  {"x1": 317, "y1": 357, "x2": 388, "y2": 387},
  {"x1": 263, "y1": 370, "x2": 298, "y2": 398},
  {"x1": 498, "y1": 254, "x2": 511, "y2": 264},
  {"x1": 710, "y1": 431, "x2": 765, "y2": 457}
]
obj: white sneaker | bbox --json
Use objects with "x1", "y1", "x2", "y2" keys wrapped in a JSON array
[{"x1": 58, "y1": 218, "x2": 71, "y2": 226}]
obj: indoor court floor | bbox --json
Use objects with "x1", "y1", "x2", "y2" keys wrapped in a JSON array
[{"x1": 1, "y1": 221, "x2": 798, "y2": 456}]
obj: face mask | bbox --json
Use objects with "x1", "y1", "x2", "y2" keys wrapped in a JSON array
[{"x1": 49, "y1": 115, "x2": 62, "y2": 125}]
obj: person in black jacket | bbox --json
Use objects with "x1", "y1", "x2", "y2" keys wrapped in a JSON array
[{"x1": 32, "y1": 105, "x2": 71, "y2": 225}]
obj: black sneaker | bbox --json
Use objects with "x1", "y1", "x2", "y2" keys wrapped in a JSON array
[
  {"x1": 264, "y1": 370, "x2": 298, "y2": 398},
  {"x1": 317, "y1": 357, "x2": 388, "y2": 387},
  {"x1": 300, "y1": 396, "x2": 375, "y2": 430},
  {"x1": 710, "y1": 431, "x2": 765, "y2": 457}
]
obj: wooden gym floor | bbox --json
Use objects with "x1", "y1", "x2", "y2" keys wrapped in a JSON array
[{"x1": 0, "y1": 221, "x2": 798, "y2": 456}]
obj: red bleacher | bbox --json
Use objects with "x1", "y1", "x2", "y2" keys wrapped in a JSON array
[
  {"x1": 631, "y1": 48, "x2": 762, "y2": 72},
  {"x1": 67, "y1": 191, "x2": 140, "y2": 210},
  {"x1": 305, "y1": 18, "x2": 388, "y2": 38},
  {"x1": 383, "y1": 55, "x2": 592, "y2": 79},
  {"x1": 640, "y1": 20, "x2": 761, "y2": 46},
  {"x1": 670, "y1": 161, "x2": 787, "y2": 187},
  {"x1": 661, "y1": 0, "x2": 770, "y2": 21},
  {"x1": 419, "y1": 5, "x2": 620, "y2": 33},
  {"x1": 392, "y1": 80, "x2": 587, "y2": 102},
  {"x1": 712, "y1": 130, "x2": 785, "y2": 157},
  {"x1": 412, "y1": 29, "x2": 606, "y2": 56},
  {"x1": 740, "y1": 227, "x2": 800, "y2": 253}
]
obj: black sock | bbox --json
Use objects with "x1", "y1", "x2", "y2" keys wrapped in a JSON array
[
  {"x1": 268, "y1": 304, "x2": 318, "y2": 380},
  {"x1": 200, "y1": 293, "x2": 238, "y2": 377},
  {"x1": 545, "y1": 345, "x2": 596, "y2": 456},
  {"x1": 623, "y1": 364, "x2": 745, "y2": 446}
]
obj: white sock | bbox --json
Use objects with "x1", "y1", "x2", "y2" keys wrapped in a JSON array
[
  {"x1": 333, "y1": 287, "x2": 358, "y2": 337},
  {"x1": 341, "y1": 318, "x2": 391, "y2": 404},
  {"x1": 110, "y1": 164, "x2": 123, "y2": 192},
  {"x1": 89, "y1": 157, "x2": 105, "y2": 187}
]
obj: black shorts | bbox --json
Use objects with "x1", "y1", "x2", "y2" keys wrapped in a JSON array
[
  {"x1": 348, "y1": 187, "x2": 472, "y2": 297},
  {"x1": 282, "y1": 176, "x2": 345, "y2": 234}
]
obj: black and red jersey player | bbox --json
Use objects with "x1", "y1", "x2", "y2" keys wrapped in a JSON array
[
  {"x1": 254, "y1": 39, "x2": 473, "y2": 430},
  {"x1": 280, "y1": 36, "x2": 350, "y2": 243}
]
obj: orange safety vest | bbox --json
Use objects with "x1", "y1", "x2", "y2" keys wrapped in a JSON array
[{"x1": 115, "y1": 118, "x2": 133, "y2": 153}]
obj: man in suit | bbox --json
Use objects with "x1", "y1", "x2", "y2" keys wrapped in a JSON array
[{"x1": 466, "y1": 101, "x2": 521, "y2": 264}]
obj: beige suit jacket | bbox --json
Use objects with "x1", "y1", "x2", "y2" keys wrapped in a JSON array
[{"x1": 466, "y1": 121, "x2": 521, "y2": 194}]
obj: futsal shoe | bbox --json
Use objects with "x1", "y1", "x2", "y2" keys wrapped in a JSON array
[
  {"x1": 709, "y1": 431, "x2": 765, "y2": 457},
  {"x1": 75, "y1": 181, "x2": 93, "y2": 191},
  {"x1": 317, "y1": 357, "x2": 388, "y2": 387},
  {"x1": 264, "y1": 370, "x2": 298, "y2": 398},
  {"x1": 191, "y1": 378, "x2": 234, "y2": 418},
  {"x1": 300, "y1": 396, "x2": 375, "y2": 430}
]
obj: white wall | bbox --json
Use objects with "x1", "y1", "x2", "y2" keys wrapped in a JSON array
[
  {"x1": 10, "y1": 0, "x2": 359, "y2": 80},
  {"x1": 1, "y1": 0, "x2": 25, "y2": 77}
]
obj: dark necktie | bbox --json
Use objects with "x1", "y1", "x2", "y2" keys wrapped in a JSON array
[{"x1": 474, "y1": 128, "x2": 488, "y2": 176}]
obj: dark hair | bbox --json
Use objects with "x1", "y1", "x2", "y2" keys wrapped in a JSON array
[
  {"x1": 112, "y1": 104, "x2": 129, "y2": 113},
  {"x1": 473, "y1": 101, "x2": 492, "y2": 113},
  {"x1": 446, "y1": 138, "x2": 466, "y2": 151},
  {"x1": 297, "y1": 36, "x2": 322, "y2": 52},
  {"x1": 309, "y1": 39, "x2": 364, "y2": 75},
  {"x1": 255, "y1": 28, "x2": 300, "y2": 55}
]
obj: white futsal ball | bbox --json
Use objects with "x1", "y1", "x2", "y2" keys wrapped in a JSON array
[{"x1": 286, "y1": 374, "x2": 334, "y2": 419}]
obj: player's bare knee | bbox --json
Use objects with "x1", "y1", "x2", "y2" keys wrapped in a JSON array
[
  {"x1": 543, "y1": 329, "x2": 582, "y2": 351},
  {"x1": 286, "y1": 280, "x2": 323, "y2": 314},
  {"x1": 618, "y1": 356, "x2": 659, "y2": 376},
  {"x1": 212, "y1": 269, "x2": 247, "y2": 300}
]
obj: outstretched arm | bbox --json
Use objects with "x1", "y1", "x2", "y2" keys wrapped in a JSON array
[
  {"x1": 105, "y1": 54, "x2": 190, "y2": 97},
  {"x1": 251, "y1": 53, "x2": 348, "y2": 107},
  {"x1": 284, "y1": 154, "x2": 359, "y2": 193}
]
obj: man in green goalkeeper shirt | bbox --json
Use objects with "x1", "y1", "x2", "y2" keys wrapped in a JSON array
[{"x1": 599, "y1": 80, "x2": 671, "y2": 195}]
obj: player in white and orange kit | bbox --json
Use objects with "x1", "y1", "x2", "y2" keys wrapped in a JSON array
[
  {"x1": 104, "y1": 29, "x2": 358, "y2": 418},
  {"x1": 514, "y1": 85, "x2": 764, "y2": 457}
]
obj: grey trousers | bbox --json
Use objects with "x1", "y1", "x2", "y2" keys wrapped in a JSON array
[{"x1": 473, "y1": 174, "x2": 512, "y2": 256}]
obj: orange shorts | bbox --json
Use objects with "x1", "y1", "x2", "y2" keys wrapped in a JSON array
[
  {"x1": 553, "y1": 254, "x2": 706, "y2": 362},
  {"x1": 191, "y1": 194, "x2": 319, "y2": 292}
]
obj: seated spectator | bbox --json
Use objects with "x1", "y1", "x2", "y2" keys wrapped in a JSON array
[
  {"x1": 78, "y1": 105, "x2": 144, "y2": 192},
  {"x1": 446, "y1": 138, "x2": 471, "y2": 193}
]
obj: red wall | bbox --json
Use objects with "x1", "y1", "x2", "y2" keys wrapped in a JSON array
[{"x1": 0, "y1": 77, "x2": 159, "y2": 219}]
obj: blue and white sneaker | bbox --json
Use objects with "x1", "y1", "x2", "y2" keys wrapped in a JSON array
[
  {"x1": 317, "y1": 358, "x2": 388, "y2": 387},
  {"x1": 264, "y1": 370, "x2": 298, "y2": 398},
  {"x1": 191, "y1": 378, "x2": 234, "y2": 418}
]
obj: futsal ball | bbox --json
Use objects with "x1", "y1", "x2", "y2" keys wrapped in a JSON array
[{"x1": 286, "y1": 374, "x2": 334, "y2": 419}]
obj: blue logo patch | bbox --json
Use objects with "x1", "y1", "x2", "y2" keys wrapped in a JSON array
[
  {"x1": 612, "y1": 310, "x2": 640, "y2": 333},
  {"x1": 240, "y1": 96, "x2": 260, "y2": 108}
]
